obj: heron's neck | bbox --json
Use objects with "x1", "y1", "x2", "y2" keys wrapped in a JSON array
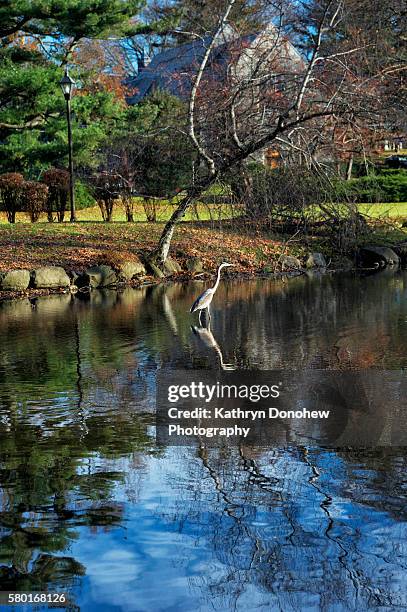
[{"x1": 213, "y1": 265, "x2": 223, "y2": 292}]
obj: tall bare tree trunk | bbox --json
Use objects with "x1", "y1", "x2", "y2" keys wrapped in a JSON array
[
  {"x1": 149, "y1": 0, "x2": 236, "y2": 267},
  {"x1": 153, "y1": 196, "x2": 195, "y2": 262},
  {"x1": 151, "y1": 179, "x2": 216, "y2": 264}
]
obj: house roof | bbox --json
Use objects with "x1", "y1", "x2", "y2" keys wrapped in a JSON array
[
  {"x1": 126, "y1": 25, "x2": 236, "y2": 104},
  {"x1": 126, "y1": 24, "x2": 304, "y2": 105}
]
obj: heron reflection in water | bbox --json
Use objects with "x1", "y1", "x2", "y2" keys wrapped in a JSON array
[
  {"x1": 191, "y1": 320, "x2": 236, "y2": 370},
  {"x1": 190, "y1": 262, "x2": 233, "y2": 324}
]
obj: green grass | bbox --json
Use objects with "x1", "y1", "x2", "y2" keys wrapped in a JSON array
[
  {"x1": 2, "y1": 199, "x2": 406, "y2": 226},
  {"x1": 358, "y1": 202, "x2": 407, "y2": 218},
  {"x1": 0, "y1": 200, "x2": 240, "y2": 224},
  {"x1": 2, "y1": 203, "x2": 407, "y2": 238},
  {"x1": 302, "y1": 201, "x2": 407, "y2": 222}
]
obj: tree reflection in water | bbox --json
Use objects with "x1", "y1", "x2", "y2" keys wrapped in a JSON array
[
  {"x1": 158, "y1": 443, "x2": 407, "y2": 609},
  {"x1": 0, "y1": 272, "x2": 406, "y2": 608}
]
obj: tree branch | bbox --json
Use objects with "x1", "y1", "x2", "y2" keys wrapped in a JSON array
[
  {"x1": 0, "y1": 113, "x2": 59, "y2": 131},
  {"x1": 188, "y1": 0, "x2": 237, "y2": 175}
]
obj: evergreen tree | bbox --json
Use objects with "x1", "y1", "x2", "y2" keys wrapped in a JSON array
[{"x1": 0, "y1": 1, "x2": 146, "y2": 175}]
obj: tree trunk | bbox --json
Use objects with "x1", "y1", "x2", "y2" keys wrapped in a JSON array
[
  {"x1": 142, "y1": 197, "x2": 157, "y2": 222},
  {"x1": 230, "y1": 163, "x2": 253, "y2": 204},
  {"x1": 151, "y1": 177, "x2": 216, "y2": 264},
  {"x1": 57, "y1": 210, "x2": 65, "y2": 223},
  {"x1": 154, "y1": 195, "x2": 195, "y2": 262},
  {"x1": 346, "y1": 154, "x2": 354, "y2": 181},
  {"x1": 123, "y1": 195, "x2": 134, "y2": 222}
]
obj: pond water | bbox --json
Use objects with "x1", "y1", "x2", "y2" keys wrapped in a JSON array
[{"x1": 1, "y1": 271, "x2": 407, "y2": 611}]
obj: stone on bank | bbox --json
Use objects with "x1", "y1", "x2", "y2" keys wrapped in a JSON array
[
  {"x1": 32, "y1": 266, "x2": 70, "y2": 288},
  {"x1": 186, "y1": 257, "x2": 204, "y2": 273},
  {"x1": 358, "y1": 246, "x2": 399, "y2": 268},
  {"x1": 117, "y1": 260, "x2": 146, "y2": 281},
  {"x1": 163, "y1": 257, "x2": 182, "y2": 275},
  {"x1": 146, "y1": 256, "x2": 182, "y2": 278},
  {"x1": 392, "y1": 242, "x2": 407, "y2": 266},
  {"x1": 306, "y1": 252, "x2": 327, "y2": 269},
  {"x1": 0, "y1": 269, "x2": 31, "y2": 291},
  {"x1": 79, "y1": 265, "x2": 118, "y2": 289},
  {"x1": 280, "y1": 255, "x2": 302, "y2": 270}
]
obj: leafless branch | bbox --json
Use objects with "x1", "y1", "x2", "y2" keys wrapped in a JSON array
[{"x1": 188, "y1": 0, "x2": 237, "y2": 175}]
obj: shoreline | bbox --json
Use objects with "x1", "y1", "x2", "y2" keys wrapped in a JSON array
[
  {"x1": 1, "y1": 219, "x2": 405, "y2": 303},
  {"x1": 0, "y1": 266, "x2": 366, "y2": 304}
]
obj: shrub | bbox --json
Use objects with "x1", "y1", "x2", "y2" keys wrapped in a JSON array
[
  {"x1": 75, "y1": 180, "x2": 96, "y2": 210},
  {"x1": 375, "y1": 171, "x2": 407, "y2": 202},
  {"x1": 21, "y1": 181, "x2": 49, "y2": 222},
  {"x1": 334, "y1": 178, "x2": 384, "y2": 204},
  {"x1": 0, "y1": 172, "x2": 24, "y2": 223},
  {"x1": 142, "y1": 197, "x2": 159, "y2": 222},
  {"x1": 42, "y1": 168, "x2": 70, "y2": 222},
  {"x1": 238, "y1": 165, "x2": 331, "y2": 220},
  {"x1": 335, "y1": 171, "x2": 407, "y2": 203},
  {"x1": 88, "y1": 172, "x2": 122, "y2": 222}
]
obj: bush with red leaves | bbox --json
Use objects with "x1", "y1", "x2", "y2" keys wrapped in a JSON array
[
  {"x1": 42, "y1": 168, "x2": 69, "y2": 222},
  {"x1": 0, "y1": 173, "x2": 25, "y2": 223},
  {"x1": 21, "y1": 181, "x2": 49, "y2": 222}
]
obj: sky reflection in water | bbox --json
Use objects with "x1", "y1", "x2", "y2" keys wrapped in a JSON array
[{"x1": 0, "y1": 270, "x2": 407, "y2": 610}]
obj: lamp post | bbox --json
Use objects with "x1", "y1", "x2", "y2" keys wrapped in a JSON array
[{"x1": 60, "y1": 69, "x2": 76, "y2": 222}]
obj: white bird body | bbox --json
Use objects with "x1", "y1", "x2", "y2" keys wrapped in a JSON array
[
  {"x1": 190, "y1": 287, "x2": 214, "y2": 312},
  {"x1": 190, "y1": 262, "x2": 233, "y2": 321}
]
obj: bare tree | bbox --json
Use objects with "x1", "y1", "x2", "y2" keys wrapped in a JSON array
[{"x1": 146, "y1": 0, "x2": 404, "y2": 266}]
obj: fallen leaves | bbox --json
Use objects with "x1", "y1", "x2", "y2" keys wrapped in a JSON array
[{"x1": 0, "y1": 219, "x2": 296, "y2": 274}]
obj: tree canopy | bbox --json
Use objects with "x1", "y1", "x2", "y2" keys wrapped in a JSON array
[
  {"x1": 0, "y1": 0, "x2": 144, "y2": 39},
  {"x1": 0, "y1": 0, "x2": 147, "y2": 176},
  {"x1": 146, "y1": 0, "x2": 268, "y2": 43}
]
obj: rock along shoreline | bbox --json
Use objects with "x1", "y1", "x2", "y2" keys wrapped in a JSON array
[{"x1": 0, "y1": 244, "x2": 405, "y2": 303}]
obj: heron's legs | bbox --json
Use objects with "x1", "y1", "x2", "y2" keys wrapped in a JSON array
[{"x1": 207, "y1": 305, "x2": 211, "y2": 321}]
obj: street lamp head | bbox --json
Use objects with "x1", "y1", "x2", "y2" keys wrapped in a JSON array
[{"x1": 60, "y1": 69, "x2": 75, "y2": 100}]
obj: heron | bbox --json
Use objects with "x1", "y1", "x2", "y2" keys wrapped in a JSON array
[{"x1": 190, "y1": 262, "x2": 233, "y2": 323}]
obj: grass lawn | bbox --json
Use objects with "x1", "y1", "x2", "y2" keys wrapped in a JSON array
[
  {"x1": 1, "y1": 199, "x2": 406, "y2": 225},
  {"x1": 358, "y1": 202, "x2": 407, "y2": 218},
  {"x1": 75, "y1": 200, "x2": 239, "y2": 223},
  {"x1": 0, "y1": 201, "x2": 239, "y2": 224}
]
